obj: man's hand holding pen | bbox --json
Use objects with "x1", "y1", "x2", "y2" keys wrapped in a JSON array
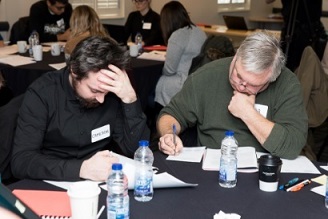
[{"x1": 158, "y1": 124, "x2": 183, "y2": 156}]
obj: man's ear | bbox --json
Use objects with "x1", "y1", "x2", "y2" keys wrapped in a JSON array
[{"x1": 70, "y1": 67, "x2": 78, "y2": 78}]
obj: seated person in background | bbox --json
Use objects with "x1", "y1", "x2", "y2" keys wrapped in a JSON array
[
  {"x1": 64, "y1": 5, "x2": 109, "y2": 58},
  {"x1": 11, "y1": 36, "x2": 150, "y2": 181},
  {"x1": 29, "y1": 0, "x2": 72, "y2": 42},
  {"x1": 157, "y1": 32, "x2": 308, "y2": 160},
  {"x1": 124, "y1": 0, "x2": 163, "y2": 46},
  {"x1": 154, "y1": 1, "x2": 207, "y2": 108}
]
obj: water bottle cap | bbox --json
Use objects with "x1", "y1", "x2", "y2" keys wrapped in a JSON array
[
  {"x1": 225, "y1": 130, "x2": 234, "y2": 136},
  {"x1": 139, "y1": 140, "x2": 149, "y2": 147},
  {"x1": 112, "y1": 163, "x2": 122, "y2": 170}
]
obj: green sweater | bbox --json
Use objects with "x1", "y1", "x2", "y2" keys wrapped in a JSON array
[{"x1": 160, "y1": 57, "x2": 308, "y2": 159}]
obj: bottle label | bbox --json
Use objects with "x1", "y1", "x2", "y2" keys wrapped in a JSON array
[
  {"x1": 219, "y1": 160, "x2": 237, "y2": 181},
  {"x1": 108, "y1": 196, "x2": 129, "y2": 219},
  {"x1": 134, "y1": 176, "x2": 153, "y2": 195}
]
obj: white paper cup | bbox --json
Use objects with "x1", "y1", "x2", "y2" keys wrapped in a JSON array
[
  {"x1": 32, "y1": 45, "x2": 43, "y2": 61},
  {"x1": 17, "y1": 41, "x2": 27, "y2": 53},
  {"x1": 51, "y1": 43, "x2": 61, "y2": 56},
  {"x1": 67, "y1": 181, "x2": 100, "y2": 219},
  {"x1": 129, "y1": 44, "x2": 139, "y2": 57}
]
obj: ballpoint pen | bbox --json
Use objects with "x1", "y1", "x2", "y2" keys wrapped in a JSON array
[
  {"x1": 279, "y1": 177, "x2": 299, "y2": 190},
  {"x1": 286, "y1": 179, "x2": 311, "y2": 192},
  {"x1": 172, "y1": 124, "x2": 177, "y2": 155}
]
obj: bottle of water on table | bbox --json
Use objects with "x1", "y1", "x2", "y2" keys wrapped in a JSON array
[
  {"x1": 135, "y1": 32, "x2": 143, "y2": 54},
  {"x1": 107, "y1": 163, "x2": 129, "y2": 219},
  {"x1": 219, "y1": 130, "x2": 238, "y2": 188},
  {"x1": 134, "y1": 140, "x2": 154, "y2": 202},
  {"x1": 28, "y1": 30, "x2": 39, "y2": 57}
]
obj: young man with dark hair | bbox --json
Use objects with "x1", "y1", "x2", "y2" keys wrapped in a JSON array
[
  {"x1": 29, "y1": 0, "x2": 72, "y2": 42},
  {"x1": 11, "y1": 36, "x2": 150, "y2": 181}
]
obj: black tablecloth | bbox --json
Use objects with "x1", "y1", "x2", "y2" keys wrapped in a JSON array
[
  {"x1": 8, "y1": 151, "x2": 328, "y2": 219},
  {"x1": 0, "y1": 52, "x2": 163, "y2": 111}
]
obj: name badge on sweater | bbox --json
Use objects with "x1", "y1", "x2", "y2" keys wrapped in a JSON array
[
  {"x1": 91, "y1": 124, "x2": 110, "y2": 143},
  {"x1": 254, "y1": 104, "x2": 268, "y2": 118},
  {"x1": 143, "y1": 22, "x2": 152, "y2": 30}
]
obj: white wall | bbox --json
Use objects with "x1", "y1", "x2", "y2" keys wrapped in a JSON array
[{"x1": 0, "y1": 0, "x2": 38, "y2": 40}]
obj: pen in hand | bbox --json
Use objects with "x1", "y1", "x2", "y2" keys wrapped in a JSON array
[{"x1": 172, "y1": 124, "x2": 177, "y2": 155}]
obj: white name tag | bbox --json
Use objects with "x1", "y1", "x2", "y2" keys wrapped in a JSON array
[
  {"x1": 91, "y1": 124, "x2": 110, "y2": 143},
  {"x1": 57, "y1": 18, "x2": 64, "y2": 27},
  {"x1": 254, "y1": 104, "x2": 268, "y2": 118},
  {"x1": 143, "y1": 22, "x2": 152, "y2": 30}
]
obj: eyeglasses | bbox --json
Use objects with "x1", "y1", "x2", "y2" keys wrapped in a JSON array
[
  {"x1": 132, "y1": 0, "x2": 146, "y2": 3},
  {"x1": 229, "y1": 59, "x2": 269, "y2": 95}
]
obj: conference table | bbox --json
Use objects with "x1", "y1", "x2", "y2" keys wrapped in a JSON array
[
  {"x1": 0, "y1": 50, "x2": 164, "y2": 111},
  {"x1": 198, "y1": 25, "x2": 281, "y2": 48},
  {"x1": 8, "y1": 151, "x2": 328, "y2": 219}
]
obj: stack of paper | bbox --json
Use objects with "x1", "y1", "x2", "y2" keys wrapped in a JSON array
[{"x1": 0, "y1": 55, "x2": 35, "y2": 66}]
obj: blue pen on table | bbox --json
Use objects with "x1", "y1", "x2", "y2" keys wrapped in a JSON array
[
  {"x1": 279, "y1": 177, "x2": 299, "y2": 190},
  {"x1": 172, "y1": 124, "x2": 177, "y2": 155}
]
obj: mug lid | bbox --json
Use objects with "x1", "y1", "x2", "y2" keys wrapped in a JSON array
[{"x1": 258, "y1": 154, "x2": 282, "y2": 166}]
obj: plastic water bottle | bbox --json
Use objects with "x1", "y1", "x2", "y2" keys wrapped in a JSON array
[
  {"x1": 219, "y1": 130, "x2": 238, "y2": 188},
  {"x1": 325, "y1": 175, "x2": 328, "y2": 208},
  {"x1": 28, "y1": 30, "x2": 39, "y2": 57},
  {"x1": 134, "y1": 32, "x2": 143, "y2": 54},
  {"x1": 107, "y1": 163, "x2": 129, "y2": 219},
  {"x1": 134, "y1": 140, "x2": 154, "y2": 202}
]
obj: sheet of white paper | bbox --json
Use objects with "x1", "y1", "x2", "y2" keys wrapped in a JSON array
[
  {"x1": 116, "y1": 153, "x2": 197, "y2": 189},
  {"x1": 321, "y1": 166, "x2": 328, "y2": 171},
  {"x1": 311, "y1": 185, "x2": 325, "y2": 197},
  {"x1": 42, "y1": 42, "x2": 66, "y2": 47},
  {"x1": 97, "y1": 152, "x2": 196, "y2": 190},
  {"x1": 0, "y1": 45, "x2": 18, "y2": 56},
  {"x1": 280, "y1": 156, "x2": 320, "y2": 174},
  {"x1": 0, "y1": 55, "x2": 35, "y2": 66},
  {"x1": 256, "y1": 152, "x2": 321, "y2": 174},
  {"x1": 202, "y1": 147, "x2": 258, "y2": 172},
  {"x1": 49, "y1": 62, "x2": 66, "y2": 70},
  {"x1": 44, "y1": 180, "x2": 101, "y2": 190},
  {"x1": 137, "y1": 51, "x2": 165, "y2": 61},
  {"x1": 166, "y1": 146, "x2": 206, "y2": 163}
]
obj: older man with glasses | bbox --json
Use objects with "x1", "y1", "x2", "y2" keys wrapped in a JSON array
[
  {"x1": 29, "y1": 0, "x2": 72, "y2": 42},
  {"x1": 157, "y1": 31, "x2": 308, "y2": 160}
]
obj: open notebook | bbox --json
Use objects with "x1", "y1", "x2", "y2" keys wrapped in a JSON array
[
  {"x1": 0, "y1": 183, "x2": 71, "y2": 219},
  {"x1": 202, "y1": 146, "x2": 258, "y2": 173}
]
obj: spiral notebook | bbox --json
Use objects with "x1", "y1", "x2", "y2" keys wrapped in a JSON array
[{"x1": 12, "y1": 189, "x2": 72, "y2": 219}]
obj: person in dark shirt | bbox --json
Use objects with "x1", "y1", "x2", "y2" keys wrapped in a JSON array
[
  {"x1": 124, "y1": 0, "x2": 164, "y2": 46},
  {"x1": 29, "y1": 0, "x2": 72, "y2": 42},
  {"x1": 267, "y1": 0, "x2": 327, "y2": 71},
  {"x1": 11, "y1": 36, "x2": 150, "y2": 181}
]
